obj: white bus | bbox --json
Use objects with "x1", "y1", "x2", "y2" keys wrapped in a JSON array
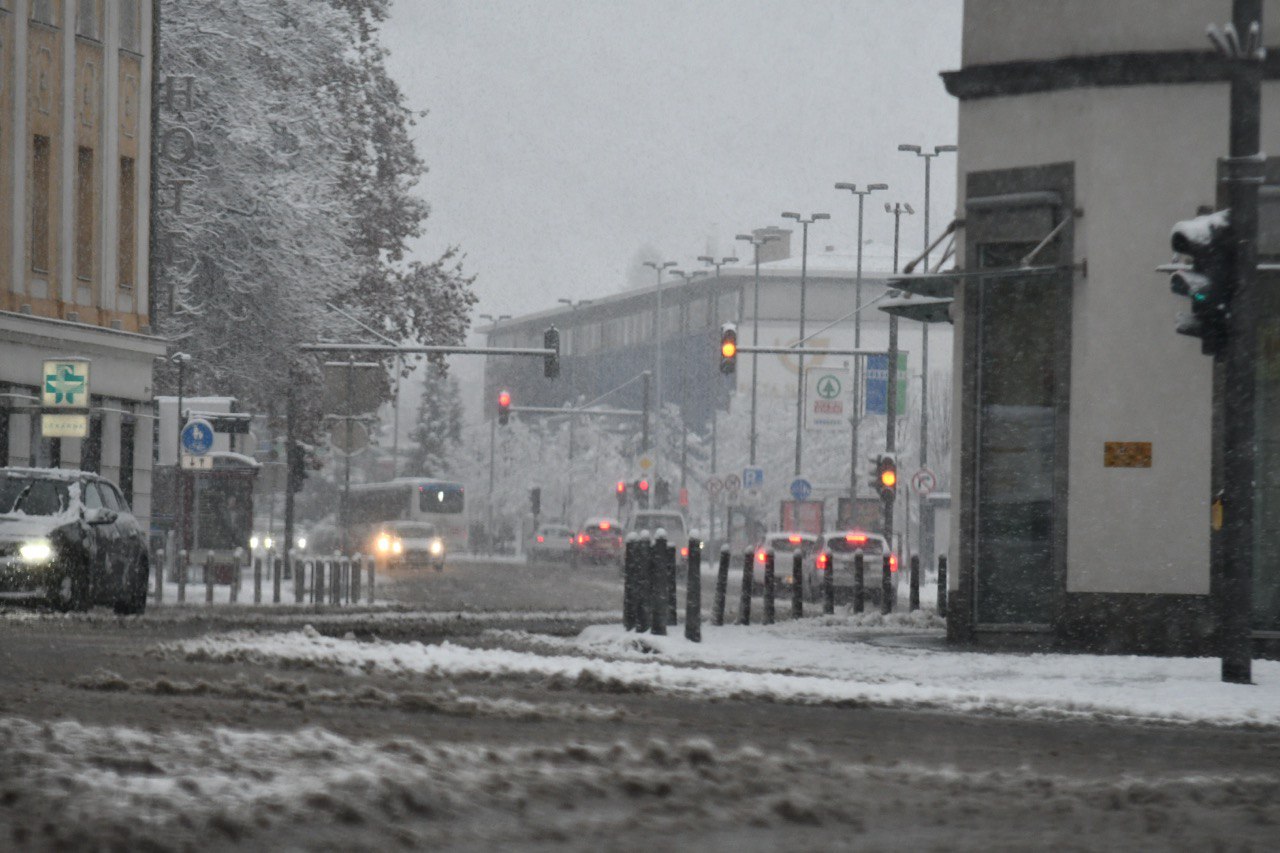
[{"x1": 345, "y1": 479, "x2": 468, "y2": 554}]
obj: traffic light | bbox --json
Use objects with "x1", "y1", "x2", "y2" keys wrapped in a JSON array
[
  {"x1": 497, "y1": 389, "x2": 511, "y2": 425},
  {"x1": 635, "y1": 478, "x2": 650, "y2": 508},
  {"x1": 872, "y1": 453, "x2": 897, "y2": 503},
  {"x1": 544, "y1": 326, "x2": 560, "y2": 379},
  {"x1": 616, "y1": 480, "x2": 627, "y2": 509},
  {"x1": 719, "y1": 322, "x2": 738, "y2": 375},
  {"x1": 1170, "y1": 209, "x2": 1234, "y2": 357},
  {"x1": 530, "y1": 487, "x2": 541, "y2": 517},
  {"x1": 655, "y1": 477, "x2": 670, "y2": 508}
]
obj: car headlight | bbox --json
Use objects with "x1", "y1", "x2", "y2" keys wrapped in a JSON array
[
  {"x1": 296, "y1": 537, "x2": 307, "y2": 550},
  {"x1": 263, "y1": 537, "x2": 274, "y2": 550},
  {"x1": 20, "y1": 540, "x2": 53, "y2": 563},
  {"x1": 391, "y1": 538, "x2": 403, "y2": 555},
  {"x1": 429, "y1": 538, "x2": 443, "y2": 556},
  {"x1": 250, "y1": 535, "x2": 260, "y2": 550},
  {"x1": 376, "y1": 533, "x2": 391, "y2": 554}
]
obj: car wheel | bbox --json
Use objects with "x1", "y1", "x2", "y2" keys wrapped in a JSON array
[
  {"x1": 114, "y1": 557, "x2": 149, "y2": 616},
  {"x1": 46, "y1": 560, "x2": 91, "y2": 613}
]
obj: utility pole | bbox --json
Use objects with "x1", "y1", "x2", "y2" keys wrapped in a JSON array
[
  {"x1": 1216, "y1": 0, "x2": 1263, "y2": 684},
  {"x1": 781, "y1": 212, "x2": 830, "y2": 476}
]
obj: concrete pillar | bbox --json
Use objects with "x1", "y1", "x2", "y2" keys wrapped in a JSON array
[
  {"x1": 101, "y1": 401, "x2": 122, "y2": 484},
  {"x1": 131, "y1": 404, "x2": 154, "y2": 530},
  {"x1": 9, "y1": 412, "x2": 33, "y2": 468}
]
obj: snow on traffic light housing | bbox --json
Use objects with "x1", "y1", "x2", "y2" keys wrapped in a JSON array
[
  {"x1": 719, "y1": 322, "x2": 738, "y2": 375},
  {"x1": 497, "y1": 389, "x2": 511, "y2": 425},
  {"x1": 1170, "y1": 209, "x2": 1234, "y2": 357}
]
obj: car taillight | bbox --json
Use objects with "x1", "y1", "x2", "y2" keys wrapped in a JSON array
[
  {"x1": 846, "y1": 533, "x2": 868, "y2": 545},
  {"x1": 890, "y1": 554, "x2": 898, "y2": 572},
  {"x1": 756, "y1": 550, "x2": 767, "y2": 563},
  {"x1": 817, "y1": 553, "x2": 830, "y2": 570},
  {"x1": 681, "y1": 546, "x2": 689, "y2": 557},
  {"x1": 579, "y1": 534, "x2": 590, "y2": 544},
  {"x1": 536, "y1": 535, "x2": 544, "y2": 543},
  {"x1": 787, "y1": 534, "x2": 802, "y2": 545}
]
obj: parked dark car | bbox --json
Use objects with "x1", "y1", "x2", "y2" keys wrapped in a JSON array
[{"x1": 0, "y1": 468, "x2": 150, "y2": 613}]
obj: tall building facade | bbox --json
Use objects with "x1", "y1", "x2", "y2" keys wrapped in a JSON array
[{"x1": 1, "y1": 0, "x2": 163, "y2": 525}]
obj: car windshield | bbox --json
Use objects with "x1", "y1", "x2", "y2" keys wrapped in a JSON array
[
  {"x1": 390, "y1": 522, "x2": 436, "y2": 537},
  {"x1": 0, "y1": 476, "x2": 71, "y2": 516},
  {"x1": 827, "y1": 533, "x2": 885, "y2": 554}
]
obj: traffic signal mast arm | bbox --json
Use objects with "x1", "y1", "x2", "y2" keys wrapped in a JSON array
[{"x1": 733, "y1": 344, "x2": 888, "y2": 357}]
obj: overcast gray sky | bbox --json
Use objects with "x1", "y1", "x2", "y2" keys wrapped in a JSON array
[{"x1": 383, "y1": 0, "x2": 962, "y2": 321}]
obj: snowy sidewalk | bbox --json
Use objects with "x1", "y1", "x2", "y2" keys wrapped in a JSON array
[{"x1": 170, "y1": 614, "x2": 1280, "y2": 729}]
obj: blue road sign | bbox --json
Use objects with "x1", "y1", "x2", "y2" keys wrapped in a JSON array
[
  {"x1": 864, "y1": 353, "x2": 909, "y2": 416},
  {"x1": 743, "y1": 466, "x2": 764, "y2": 490},
  {"x1": 790, "y1": 478, "x2": 812, "y2": 502},
  {"x1": 181, "y1": 419, "x2": 215, "y2": 456}
]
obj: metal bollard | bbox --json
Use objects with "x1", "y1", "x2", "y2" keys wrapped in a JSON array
[
  {"x1": 178, "y1": 550, "x2": 188, "y2": 604},
  {"x1": 315, "y1": 557, "x2": 326, "y2": 604},
  {"x1": 635, "y1": 532, "x2": 651, "y2": 632},
  {"x1": 273, "y1": 556, "x2": 283, "y2": 605},
  {"x1": 650, "y1": 531, "x2": 668, "y2": 635},
  {"x1": 821, "y1": 550, "x2": 834, "y2": 615},
  {"x1": 762, "y1": 548, "x2": 776, "y2": 625},
  {"x1": 685, "y1": 536, "x2": 701, "y2": 643},
  {"x1": 791, "y1": 550, "x2": 804, "y2": 620},
  {"x1": 713, "y1": 544, "x2": 730, "y2": 626},
  {"x1": 230, "y1": 548, "x2": 243, "y2": 604},
  {"x1": 909, "y1": 554, "x2": 921, "y2": 611},
  {"x1": 853, "y1": 550, "x2": 864, "y2": 614},
  {"x1": 253, "y1": 555, "x2": 263, "y2": 604},
  {"x1": 294, "y1": 556, "x2": 304, "y2": 604},
  {"x1": 155, "y1": 549, "x2": 165, "y2": 603},
  {"x1": 738, "y1": 551, "x2": 753, "y2": 625},
  {"x1": 351, "y1": 554, "x2": 362, "y2": 604},
  {"x1": 666, "y1": 541, "x2": 678, "y2": 627},
  {"x1": 937, "y1": 555, "x2": 948, "y2": 618},
  {"x1": 881, "y1": 554, "x2": 893, "y2": 615},
  {"x1": 366, "y1": 554, "x2": 375, "y2": 605},
  {"x1": 205, "y1": 554, "x2": 215, "y2": 603},
  {"x1": 622, "y1": 534, "x2": 637, "y2": 631}
]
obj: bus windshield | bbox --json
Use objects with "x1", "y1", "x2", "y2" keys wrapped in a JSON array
[{"x1": 419, "y1": 484, "x2": 464, "y2": 514}]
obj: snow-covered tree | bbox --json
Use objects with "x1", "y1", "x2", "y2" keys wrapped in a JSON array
[
  {"x1": 407, "y1": 368, "x2": 463, "y2": 477},
  {"x1": 152, "y1": 0, "x2": 475, "y2": 440}
]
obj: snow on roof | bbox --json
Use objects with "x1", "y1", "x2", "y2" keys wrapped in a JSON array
[{"x1": 0, "y1": 466, "x2": 87, "y2": 482}]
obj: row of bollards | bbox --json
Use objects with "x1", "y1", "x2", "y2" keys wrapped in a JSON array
[
  {"x1": 622, "y1": 540, "x2": 953, "y2": 637},
  {"x1": 152, "y1": 549, "x2": 376, "y2": 607}
]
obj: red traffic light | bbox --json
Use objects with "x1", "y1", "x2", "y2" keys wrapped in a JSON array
[
  {"x1": 616, "y1": 481, "x2": 626, "y2": 494},
  {"x1": 497, "y1": 390, "x2": 511, "y2": 407},
  {"x1": 638, "y1": 479, "x2": 649, "y2": 492}
]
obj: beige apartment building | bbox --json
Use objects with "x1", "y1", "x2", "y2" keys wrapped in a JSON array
[{"x1": 1, "y1": 0, "x2": 163, "y2": 527}]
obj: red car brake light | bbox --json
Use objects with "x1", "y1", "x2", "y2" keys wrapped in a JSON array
[
  {"x1": 846, "y1": 533, "x2": 868, "y2": 544},
  {"x1": 787, "y1": 534, "x2": 802, "y2": 545},
  {"x1": 536, "y1": 535, "x2": 544, "y2": 543},
  {"x1": 681, "y1": 546, "x2": 689, "y2": 557},
  {"x1": 578, "y1": 534, "x2": 589, "y2": 545},
  {"x1": 756, "y1": 550, "x2": 767, "y2": 563},
  {"x1": 817, "y1": 552, "x2": 830, "y2": 570},
  {"x1": 890, "y1": 554, "x2": 898, "y2": 572}
]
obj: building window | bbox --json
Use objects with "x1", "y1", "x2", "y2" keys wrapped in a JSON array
[
  {"x1": 119, "y1": 0, "x2": 140, "y2": 52},
  {"x1": 120, "y1": 419, "x2": 135, "y2": 505},
  {"x1": 30, "y1": 0, "x2": 59, "y2": 26},
  {"x1": 83, "y1": 413, "x2": 102, "y2": 473},
  {"x1": 76, "y1": 0, "x2": 101, "y2": 40},
  {"x1": 31, "y1": 135, "x2": 51, "y2": 274},
  {"x1": 76, "y1": 147, "x2": 95, "y2": 281},
  {"x1": 118, "y1": 156, "x2": 136, "y2": 288}
]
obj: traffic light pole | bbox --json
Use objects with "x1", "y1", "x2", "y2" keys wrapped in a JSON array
[{"x1": 1218, "y1": 0, "x2": 1263, "y2": 684}]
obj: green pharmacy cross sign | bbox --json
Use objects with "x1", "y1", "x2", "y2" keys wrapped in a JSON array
[{"x1": 42, "y1": 360, "x2": 90, "y2": 408}]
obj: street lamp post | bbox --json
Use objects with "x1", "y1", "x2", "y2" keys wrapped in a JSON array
[
  {"x1": 898, "y1": 143, "x2": 956, "y2": 567},
  {"x1": 780, "y1": 211, "x2": 829, "y2": 477},
  {"x1": 171, "y1": 352, "x2": 191, "y2": 573},
  {"x1": 832, "y1": 183, "x2": 886, "y2": 512},
  {"x1": 480, "y1": 313, "x2": 511, "y2": 555},
  {"x1": 736, "y1": 233, "x2": 779, "y2": 467},
  {"x1": 642, "y1": 260, "x2": 676, "y2": 477},
  {"x1": 669, "y1": 269, "x2": 707, "y2": 493},
  {"x1": 885, "y1": 200, "x2": 914, "y2": 553}
]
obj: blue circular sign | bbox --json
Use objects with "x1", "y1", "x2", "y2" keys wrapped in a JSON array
[
  {"x1": 181, "y1": 419, "x2": 215, "y2": 456},
  {"x1": 790, "y1": 478, "x2": 812, "y2": 501}
]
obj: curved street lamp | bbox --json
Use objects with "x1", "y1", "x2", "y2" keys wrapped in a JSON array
[{"x1": 780, "y1": 211, "x2": 829, "y2": 477}]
